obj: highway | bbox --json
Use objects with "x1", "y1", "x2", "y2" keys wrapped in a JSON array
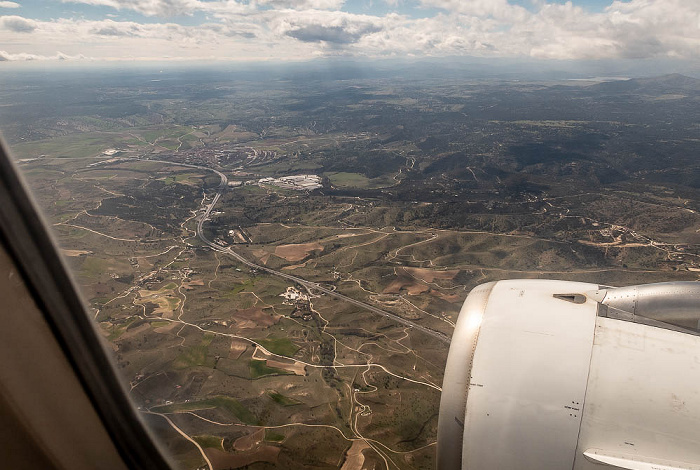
[{"x1": 146, "y1": 157, "x2": 451, "y2": 344}]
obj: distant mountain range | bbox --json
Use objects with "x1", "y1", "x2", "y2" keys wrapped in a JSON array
[{"x1": 590, "y1": 74, "x2": 700, "y2": 94}]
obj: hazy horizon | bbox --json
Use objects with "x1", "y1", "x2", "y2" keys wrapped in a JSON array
[{"x1": 2, "y1": 55, "x2": 699, "y2": 83}]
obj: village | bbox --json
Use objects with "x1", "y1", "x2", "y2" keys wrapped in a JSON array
[{"x1": 280, "y1": 287, "x2": 313, "y2": 321}]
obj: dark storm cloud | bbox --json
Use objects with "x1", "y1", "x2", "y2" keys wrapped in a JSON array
[{"x1": 286, "y1": 23, "x2": 381, "y2": 44}]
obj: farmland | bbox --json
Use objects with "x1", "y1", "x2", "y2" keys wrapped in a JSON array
[{"x1": 3, "y1": 67, "x2": 699, "y2": 469}]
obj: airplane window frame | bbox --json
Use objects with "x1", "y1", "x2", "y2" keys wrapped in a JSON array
[{"x1": 0, "y1": 139, "x2": 174, "y2": 470}]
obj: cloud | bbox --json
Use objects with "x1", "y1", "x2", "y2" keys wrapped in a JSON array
[
  {"x1": 62, "y1": 0, "x2": 343, "y2": 17},
  {"x1": 365, "y1": 0, "x2": 700, "y2": 60},
  {"x1": 517, "y1": 0, "x2": 700, "y2": 60},
  {"x1": 61, "y1": 0, "x2": 201, "y2": 17},
  {"x1": 0, "y1": 1, "x2": 20, "y2": 8},
  {"x1": 277, "y1": 11, "x2": 385, "y2": 45},
  {"x1": 204, "y1": 22, "x2": 257, "y2": 38},
  {"x1": 3, "y1": 1, "x2": 700, "y2": 62},
  {"x1": 0, "y1": 15, "x2": 286, "y2": 61},
  {"x1": 55, "y1": 51, "x2": 87, "y2": 60},
  {"x1": 61, "y1": 0, "x2": 252, "y2": 17},
  {"x1": 1, "y1": 15, "x2": 36, "y2": 32},
  {"x1": 0, "y1": 49, "x2": 86, "y2": 60},
  {"x1": 89, "y1": 19, "x2": 145, "y2": 36},
  {"x1": 256, "y1": 0, "x2": 345, "y2": 9},
  {"x1": 287, "y1": 24, "x2": 367, "y2": 43},
  {"x1": 420, "y1": 0, "x2": 530, "y2": 22},
  {"x1": 603, "y1": 0, "x2": 700, "y2": 59}
]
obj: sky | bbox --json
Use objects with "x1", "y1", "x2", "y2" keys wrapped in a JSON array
[{"x1": 0, "y1": 0, "x2": 698, "y2": 64}]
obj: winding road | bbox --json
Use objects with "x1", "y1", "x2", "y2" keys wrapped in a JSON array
[{"x1": 144, "y1": 157, "x2": 451, "y2": 344}]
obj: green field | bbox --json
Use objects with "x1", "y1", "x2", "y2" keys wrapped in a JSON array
[
  {"x1": 267, "y1": 391, "x2": 301, "y2": 406},
  {"x1": 173, "y1": 335, "x2": 215, "y2": 369},
  {"x1": 325, "y1": 172, "x2": 371, "y2": 188},
  {"x1": 325, "y1": 171, "x2": 396, "y2": 189},
  {"x1": 193, "y1": 435, "x2": 223, "y2": 450},
  {"x1": 222, "y1": 278, "x2": 257, "y2": 298},
  {"x1": 80, "y1": 256, "x2": 110, "y2": 277},
  {"x1": 256, "y1": 337, "x2": 299, "y2": 357},
  {"x1": 249, "y1": 360, "x2": 293, "y2": 379},
  {"x1": 265, "y1": 431, "x2": 285, "y2": 442},
  {"x1": 11, "y1": 132, "x2": 132, "y2": 159}
]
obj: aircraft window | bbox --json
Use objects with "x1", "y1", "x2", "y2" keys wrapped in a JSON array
[
  {"x1": 0, "y1": 145, "x2": 172, "y2": 469},
  {"x1": 2, "y1": 2, "x2": 699, "y2": 468}
]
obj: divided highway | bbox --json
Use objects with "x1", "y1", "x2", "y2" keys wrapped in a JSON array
[{"x1": 148, "y1": 158, "x2": 451, "y2": 344}]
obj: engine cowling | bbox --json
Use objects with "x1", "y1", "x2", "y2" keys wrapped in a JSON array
[{"x1": 438, "y1": 280, "x2": 700, "y2": 470}]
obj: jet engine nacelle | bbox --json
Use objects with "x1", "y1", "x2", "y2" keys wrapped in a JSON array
[{"x1": 437, "y1": 280, "x2": 700, "y2": 470}]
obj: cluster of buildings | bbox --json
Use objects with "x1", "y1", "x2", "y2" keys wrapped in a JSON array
[
  {"x1": 280, "y1": 287, "x2": 313, "y2": 320},
  {"x1": 227, "y1": 174, "x2": 322, "y2": 191},
  {"x1": 257, "y1": 174, "x2": 322, "y2": 191}
]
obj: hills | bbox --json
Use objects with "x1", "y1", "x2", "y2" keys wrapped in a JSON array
[{"x1": 590, "y1": 73, "x2": 700, "y2": 94}]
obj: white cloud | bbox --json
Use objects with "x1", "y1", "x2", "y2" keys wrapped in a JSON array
[
  {"x1": 89, "y1": 19, "x2": 146, "y2": 36},
  {"x1": 2, "y1": 1, "x2": 700, "y2": 62},
  {"x1": 0, "y1": 14, "x2": 316, "y2": 61},
  {"x1": 518, "y1": 0, "x2": 700, "y2": 60},
  {"x1": 61, "y1": 0, "x2": 343, "y2": 17},
  {"x1": 61, "y1": 0, "x2": 251, "y2": 17},
  {"x1": 369, "y1": 0, "x2": 700, "y2": 60},
  {"x1": 1, "y1": 15, "x2": 36, "y2": 32},
  {"x1": 0, "y1": 49, "x2": 86, "y2": 60},
  {"x1": 421, "y1": 0, "x2": 530, "y2": 22},
  {"x1": 0, "y1": 2, "x2": 20, "y2": 8},
  {"x1": 256, "y1": 0, "x2": 346, "y2": 10}
]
